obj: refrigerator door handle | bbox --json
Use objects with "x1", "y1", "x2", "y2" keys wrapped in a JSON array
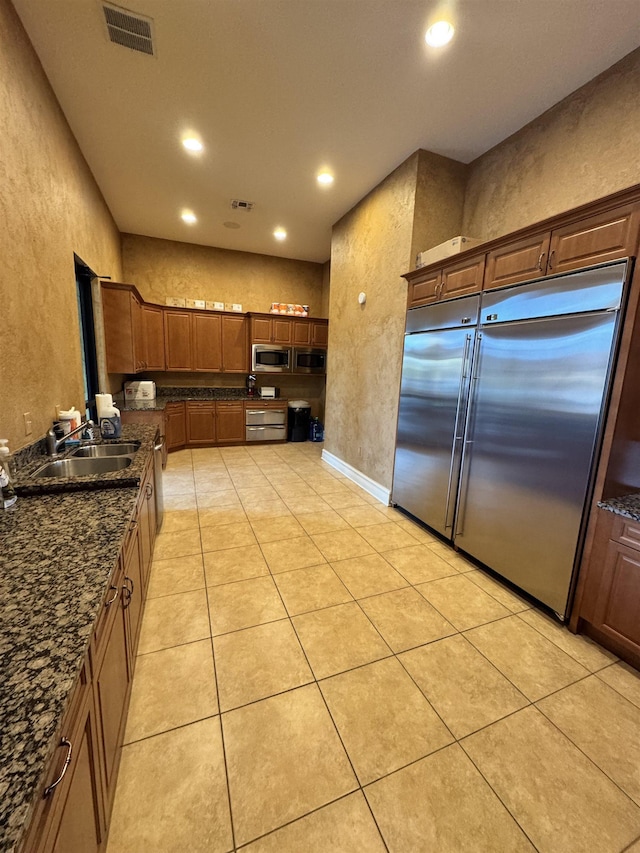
[
  {"x1": 454, "y1": 333, "x2": 483, "y2": 537},
  {"x1": 444, "y1": 333, "x2": 473, "y2": 530}
]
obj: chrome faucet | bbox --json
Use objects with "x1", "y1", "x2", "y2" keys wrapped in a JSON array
[{"x1": 46, "y1": 420, "x2": 95, "y2": 458}]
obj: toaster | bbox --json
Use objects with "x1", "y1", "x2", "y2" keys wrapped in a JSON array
[{"x1": 124, "y1": 381, "x2": 156, "y2": 400}]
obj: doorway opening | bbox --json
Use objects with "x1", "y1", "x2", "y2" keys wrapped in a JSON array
[{"x1": 75, "y1": 255, "x2": 99, "y2": 422}]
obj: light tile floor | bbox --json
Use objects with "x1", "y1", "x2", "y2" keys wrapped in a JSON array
[{"x1": 106, "y1": 443, "x2": 640, "y2": 853}]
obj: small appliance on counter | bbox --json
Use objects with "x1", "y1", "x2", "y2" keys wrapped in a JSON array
[
  {"x1": 246, "y1": 374, "x2": 257, "y2": 398},
  {"x1": 124, "y1": 381, "x2": 156, "y2": 401},
  {"x1": 259, "y1": 386, "x2": 279, "y2": 399}
]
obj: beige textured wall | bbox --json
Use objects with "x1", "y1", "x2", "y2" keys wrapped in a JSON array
[
  {"x1": 325, "y1": 153, "x2": 418, "y2": 486},
  {"x1": 121, "y1": 234, "x2": 326, "y2": 317},
  {"x1": 325, "y1": 151, "x2": 468, "y2": 489},
  {"x1": 0, "y1": 0, "x2": 122, "y2": 450},
  {"x1": 463, "y1": 48, "x2": 640, "y2": 241},
  {"x1": 411, "y1": 150, "x2": 469, "y2": 259}
]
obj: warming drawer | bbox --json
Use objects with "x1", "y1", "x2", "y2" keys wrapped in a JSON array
[
  {"x1": 245, "y1": 408, "x2": 286, "y2": 426},
  {"x1": 245, "y1": 425, "x2": 286, "y2": 441}
]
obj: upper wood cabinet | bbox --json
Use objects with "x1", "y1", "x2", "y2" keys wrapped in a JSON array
[
  {"x1": 102, "y1": 283, "x2": 144, "y2": 373},
  {"x1": 141, "y1": 305, "x2": 165, "y2": 371},
  {"x1": 221, "y1": 314, "x2": 249, "y2": 372},
  {"x1": 484, "y1": 233, "x2": 551, "y2": 290},
  {"x1": 164, "y1": 310, "x2": 192, "y2": 371},
  {"x1": 192, "y1": 312, "x2": 222, "y2": 372},
  {"x1": 407, "y1": 255, "x2": 484, "y2": 308},
  {"x1": 250, "y1": 314, "x2": 293, "y2": 344},
  {"x1": 310, "y1": 320, "x2": 329, "y2": 347},
  {"x1": 547, "y1": 204, "x2": 640, "y2": 274}
]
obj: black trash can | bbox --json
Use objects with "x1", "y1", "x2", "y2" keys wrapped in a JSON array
[{"x1": 288, "y1": 400, "x2": 311, "y2": 442}]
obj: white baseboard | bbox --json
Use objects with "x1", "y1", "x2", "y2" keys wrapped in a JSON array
[{"x1": 321, "y1": 449, "x2": 391, "y2": 506}]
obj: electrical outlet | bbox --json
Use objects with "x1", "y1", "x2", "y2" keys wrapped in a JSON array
[{"x1": 23, "y1": 412, "x2": 33, "y2": 435}]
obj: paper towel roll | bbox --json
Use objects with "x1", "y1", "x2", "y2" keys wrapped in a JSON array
[{"x1": 95, "y1": 394, "x2": 113, "y2": 419}]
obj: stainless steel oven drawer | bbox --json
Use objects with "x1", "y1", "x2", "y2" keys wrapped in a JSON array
[
  {"x1": 245, "y1": 408, "x2": 286, "y2": 426},
  {"x1": 245, "y1": 425, "x2": 286, "y2": 441}
]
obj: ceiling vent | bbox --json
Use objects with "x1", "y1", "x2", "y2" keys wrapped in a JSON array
[
  {"x1": 102, "y1": 3, "x2": 155, "y2": 56},
  {"x1": 231, "y1": 199, "x2": 254, "y2": 212}
]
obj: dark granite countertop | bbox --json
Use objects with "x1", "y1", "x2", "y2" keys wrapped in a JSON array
[
  {"x1": 0, "y1": 428, "x2": 156, "y2": 852},
  {"x1": 13, "y1": 425, "x2": 157, "y2": 496},
  {"x1": 598, "y1": 493, "x2": 640, "y2": 522},
  {"x1": 120, "y1": 388, "x2": 287, "y2": 412}
]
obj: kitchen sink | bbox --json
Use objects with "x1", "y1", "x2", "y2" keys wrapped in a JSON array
[
  {"x1": 70, "y1": 442, "x2": 140, "y2": 458},
  {"x1": 33, "y1": 456, "x2": 133, "y2": 479}
]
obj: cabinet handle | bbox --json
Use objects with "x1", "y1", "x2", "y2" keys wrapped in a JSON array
[
  {"x1": 130, "y1": 520, "x2": 138, "y2": 531},
  {"x1": 125, "y1": 576, "x2": 135, "y2": 597},
  {"x1": 44, "y1": 738, "x2": 72, "y2": 797},
  {"x1": 105, "y1": 585, "x2": 118, "y2": 607},
  {"x1": 548, "y1": 249, "x2": 555, "y2": 270},
  {"x1": 146, "y1": 483, "x2": 153, "y2": 499},
  {"x1": 537, "y1": 252, "x2": 546, "y2": 271}
]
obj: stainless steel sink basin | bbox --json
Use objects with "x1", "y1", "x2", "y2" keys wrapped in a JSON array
[
  {"x1": 33, "y1": 456, "x2": 133, "y2": 479},
  {"x1": 70, "y1": 442, "x2": 140, "y2": 458}
]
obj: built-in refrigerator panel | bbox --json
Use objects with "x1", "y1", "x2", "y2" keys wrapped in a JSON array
[
  {"x1": 454, "y1": 262, "x2": 627, "y2": 616},
  {"x1": 392, "y1": 295, "x2": 479, "y2": 537}
]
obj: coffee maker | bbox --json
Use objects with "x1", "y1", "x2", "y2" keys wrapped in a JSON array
[{"x1": 246, "y1": 373, "x2": 257, "y2": 398}]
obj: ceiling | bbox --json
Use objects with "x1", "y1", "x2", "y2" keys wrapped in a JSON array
[{"x1": 12, "y1": 0, "x2": 640, "y2": 264}]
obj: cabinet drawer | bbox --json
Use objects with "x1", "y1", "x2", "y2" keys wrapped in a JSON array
[{"x1": 612, "y1": 516, "x2": 640, "y2": 550}]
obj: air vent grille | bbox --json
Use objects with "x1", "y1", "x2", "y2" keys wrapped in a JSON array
[
  {"x1": 231, "y1": 199, "x2": 254, "y2": 212},
  {"x1": 103, "y1": 3, "x2": 154, "y2": 56}
]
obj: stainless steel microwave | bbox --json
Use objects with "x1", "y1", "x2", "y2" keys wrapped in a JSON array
[
  {"x1": 293, "y1": 347, "x2": 327, "y2": 374},
  {"x1": 251, "y1": 344, "x2": 292, "y2": 373}
]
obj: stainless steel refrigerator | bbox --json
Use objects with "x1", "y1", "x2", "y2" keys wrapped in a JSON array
[{"x1": 392, "y1": 260, "x2": 629, "y2": 617}]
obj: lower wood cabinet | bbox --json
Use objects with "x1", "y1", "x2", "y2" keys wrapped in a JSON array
[
  {"x1": 165, "y1": 402, "x2": 187, "y2": 450},
  {"x1": 574, "y1": 508, "x2": 640, "y2": 667},
  {"x1": 21, "y1": 659, "x2": 104, "y2": 853},
  {"x1": 22, "y1": 461, "x2": 157, "y2": 852},
  {"x1": 186, "y1": 401, "x2": 216, "y2": 445},
  {"x1": 216, "y1": 401, "x2": 245, "y2": 444}
]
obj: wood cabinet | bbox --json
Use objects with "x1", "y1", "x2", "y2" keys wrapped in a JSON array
[
  {"x1": 193, "y1": 312, "x2": 222, "y2": 371},
  {"x1": 21, "y1": 659, "x2": 103, "y2": 853},
  {"x1": 216, "y1": 402, "x2": 245, "y2": 444},
  {"x1": 481, "y1": 206, "x2": 639, "y2": 290},
  {"x1": 221, "y1": 314, "x2": 249, "y2": 371},
  {"x1": 137, "y1": 461, "x2": 157, "y2": 592},
  {"x1": 186, "y1": 401, "x2": 216, "y2": 445},
  {"x1": 484, "y1": 233, "x2": 551, "y2": 290},
  {"x1": 250, "y1": 314, "x2": 293, "y2": 344},
  {"x1": 102, "y1": 283, "x2": 144, "y2": 374},
  {"x1": 164, "y1": 309, "x2": 193, "y2": 371},
  {"x1": 165, "y1": 402, "x2": 186, "y2": 450},
  {"x1": 142, "y1": 304, "x2": 165, "y2": 370},
  {"x1": 93, "y1": 562, "x2": 130, "y2": 823},
  {"x1": 311, "y1": 320, "x2": 329, "y2": 347},
  {"x1": 577, "y1": 509, "x2": 640, "y2": 666},
  {"x1": 291, "y1": 318, "x2": 329, "y2": 347},
  {"x1": 407, "y1": 256, "x2": 485, "y2": 307}
]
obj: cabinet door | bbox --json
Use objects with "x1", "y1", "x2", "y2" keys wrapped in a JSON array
[
  {"x1": 221, "y1": 315, "x2": 249, "y2": 372},
  {"x1": 123, "y1": 520, "x2": 144, "y2": 666},
  {"x1": 94, "y1": 579, "x2": 130, "y2": 819},
  {"x1": 193, "y1": 312, "x2": 222, "y2": 371},
  {"x1": 593, "y1": 539, "x2": 640, "y2": 657},
  {"x1": 251, "y1": 316, "x2": 273, "y2": 343},
  {"x1": 186, "y1": 402, "x2": 216, "y2": 445},
  {"x1": 137, "y1": 468, "x2": 154, "y2": 593},
  {"x1": 272, "y1": 317, "x2": 293, "y2": 344},
  {"x1": 164, "y1": 310, "x2": 192, "y2": 370},
  {"x1": 293, "y1": 320, "x2": 312, "y2": 346},
  {"x1": 102, "y1": 285, "x2": 135, "y2": 374},
  {"x1": 408, "y1": 271, "x2": 441, "y2": 307},
  {"x1": 165, "y1": 402, "x2": 186, "y2": 451},
  {"x1": 142, "y1": 305, "x2": 165, "y2": 371},
  {"x1": 484, "y1": 233, "x2": 551, "y2": 289},
  {"x1": 548, "y1": 204, "x2": 640, "y2": 274},
  {"x1": 131, "y1": 294, "x2": 144, "y2": 371},
  {"x1": 311, "y1": 321, "x2": 328, "y2": 347},
  {"x1": 216, "y1": 402, "x2": 245, "y2": 444},
  {"x1": 440, "y1": 255, "x2": 485, "y2": 299}
]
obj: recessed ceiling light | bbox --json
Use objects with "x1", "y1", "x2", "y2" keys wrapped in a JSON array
[
  {"x1": 317, "y1": 171, "x2": 334, "y2": 186},
  {"x1": 181, "y1": 210, "x2": 197, "y2": 224},
  {"x1": 182, "y1": 136, "x2": 203, "y2": 153},
  {"x1": 425, "y1": 21, "x2": 454, "y2": 47},
  {"x1": 273, "y1": 227, "x2": 287, "y2": 241}
]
